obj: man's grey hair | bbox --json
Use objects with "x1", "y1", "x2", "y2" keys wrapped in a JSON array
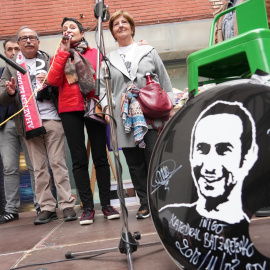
[{"x1": 16, "y1": 26, "x2": 39, "y2": 40}]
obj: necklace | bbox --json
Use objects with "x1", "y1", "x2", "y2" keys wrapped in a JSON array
[{"x1": 118, "y1": 43, "x2": 134, "y2": 56}]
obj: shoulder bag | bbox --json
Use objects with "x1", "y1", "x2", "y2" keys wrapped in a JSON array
[{"x1": 84, "y1": 98, "x2": 107, "y2": 125}]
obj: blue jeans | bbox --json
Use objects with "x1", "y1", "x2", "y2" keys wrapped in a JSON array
[{"x1": 0, "y1": 120, "x2": 38, "y2": 214}]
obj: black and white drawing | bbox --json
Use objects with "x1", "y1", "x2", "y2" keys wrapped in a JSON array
[
  {"x1": 149, "y1": 85, "x2": 270, "y2": 269},
  {"x1": 160, "y1": 100, "x2": 259, "y2": 224}
]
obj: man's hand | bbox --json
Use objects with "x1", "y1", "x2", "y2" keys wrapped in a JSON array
[
  {"x1": 36, "y1": 73, "x2": 49, "y2": 85},
  {"x1": 5, "y1": 77, "x2": 16, "y2": 95}
]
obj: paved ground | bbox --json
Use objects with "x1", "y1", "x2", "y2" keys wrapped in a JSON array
[
  {"x1": 0, "y1": 205, "x2": 178, "y2": 270},
  {"x1": 0, "y1": 205, "x2": 269, "y2": 270}
]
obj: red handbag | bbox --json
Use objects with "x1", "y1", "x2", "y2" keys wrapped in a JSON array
[
  {"x1": 131, "y1": 81, "x2": 173, "y2": 132},
  {"x1": 136, "y1": 82, "x2": 173, "y2": 119}
]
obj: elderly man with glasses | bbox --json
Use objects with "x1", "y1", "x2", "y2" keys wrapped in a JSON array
[
  {"x1": 0, "y1": 37, "x2": 41, "y2": 224},
  {"x1": 0, "y1": 26, "x2": 77, "y2": 225}
]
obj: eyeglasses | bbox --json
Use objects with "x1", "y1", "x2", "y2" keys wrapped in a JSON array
[{"x1": 18, "y1": 36, "x2": 39, "y2": 42}]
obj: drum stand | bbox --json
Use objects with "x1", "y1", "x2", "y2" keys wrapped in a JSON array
[{"x1": 64, "y1": 1, "x2": 160, "y2": 269}]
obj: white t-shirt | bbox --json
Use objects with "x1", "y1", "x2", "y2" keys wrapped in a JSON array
[
  {"x1": 26, "y1": 58, "x2": 60, "y2": 120},
  {"x1": 118, "y1": 42, "x2": 138, "y2": 76}
]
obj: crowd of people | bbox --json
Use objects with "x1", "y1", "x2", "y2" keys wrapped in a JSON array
[{"x1": 0, "y1": 10, "x2": 175, "y2": 226}]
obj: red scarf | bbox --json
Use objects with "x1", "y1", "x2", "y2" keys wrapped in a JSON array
[{"x1": 16, "y1": 52, "x2": 46, "y2": 139}]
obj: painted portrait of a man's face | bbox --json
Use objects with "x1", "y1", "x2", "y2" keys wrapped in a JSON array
[
  {"x1": 191, "y1": 113, "x2": 243, "y2": 199},
  {"x1": 152, "y1": 83, "x2": 270, "y2": 269},
  {"x1": 190, "y1": 101, "x2": 259, "y2": 212}
]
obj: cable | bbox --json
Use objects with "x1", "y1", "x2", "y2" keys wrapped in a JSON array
[{"x1": 9, "y1": 252, "x2": 107, "y2": 270}]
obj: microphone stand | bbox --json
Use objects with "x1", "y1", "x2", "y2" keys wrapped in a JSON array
[{"x1": 65, "y1": 2, "x2": 160, "y2": 269}]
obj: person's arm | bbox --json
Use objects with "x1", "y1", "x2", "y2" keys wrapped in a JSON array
[
  {"x1": 213, "y1": 3, "x2": 227, "y2": 44},
  {"x1": 151, "y1": 49, "x2": 175, "y2": 117},
  {"x1": 151, "y1": 49, "x2": 174, "y2": 102},
  {"x1": 99, "y1": 60, "x2": 111, "y2": 124},
  {"x1": 47, "y1": 48, "x2": 70, "y2": 87},
  {"x1": 0, "y1": 66, "x2": 17, "y2": 106},
  {"x1": 266, "y1": 0, "x2": 270, "y2": 28}
]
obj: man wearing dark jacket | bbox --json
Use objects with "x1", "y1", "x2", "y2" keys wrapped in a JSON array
[
  {"x1": 0, "y1": 38, "x2": 40, "y2": 224},
  {"x1": 0, "y1": 27, "x2": 77, "y2": 225}
]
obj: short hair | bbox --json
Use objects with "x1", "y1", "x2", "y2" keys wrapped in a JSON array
[
  {"x1": 3, "y1": 37, "x2": 17, "y2": 50},
  {"x1": 190, "y1": 101, "x2": 257, "y2": 167},
  {"x1": 109, "y1": 10, "x2": 135, "y2": 40},
  {"x1": 61, "y1": 17, "x2": 85, "y2": 33},
  {"x1": 16, "y1": 26, "x2": 39, "y2": 41}
]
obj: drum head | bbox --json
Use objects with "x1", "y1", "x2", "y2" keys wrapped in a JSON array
[{"x1": 148, "y1": 81, "x2": 270, "y2": 269}]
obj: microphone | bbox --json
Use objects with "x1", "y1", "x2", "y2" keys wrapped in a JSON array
[
  {"x1": 62, "y1": 35, "x2": 70, "y2": 40},
  {"x1": 0, "y1": 53, "x2": 27, "y2": 75},
  {"x1": 62, "y1": 34, "x2": 72, "y2": 40}
]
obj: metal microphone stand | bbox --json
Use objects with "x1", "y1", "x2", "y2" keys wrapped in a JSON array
[{"x1": 65, "y1": 2, "x2": 160, "y2": 269}]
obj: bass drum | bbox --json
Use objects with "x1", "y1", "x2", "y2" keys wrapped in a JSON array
[{"x1": 148, "y1": 80, "x2": 270, "y2": 269}]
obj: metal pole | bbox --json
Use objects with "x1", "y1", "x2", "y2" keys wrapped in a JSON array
[
  {"x1": 103, "y1": 66, "x2": 130, "y2": 233},
  {"x1": 94, "y1": 0, "x2": 104, "y2": 96},
  {"x1": 64, "y1": 3, "x2": 162, "y2": 268}
]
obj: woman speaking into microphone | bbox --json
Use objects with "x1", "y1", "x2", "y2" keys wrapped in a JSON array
[
  {"x1": 99, "y1": 10, "x2": 175, "y2": 219},
  {"x1": 47, "y1": 17, "x2": 120, "y2": 225}
]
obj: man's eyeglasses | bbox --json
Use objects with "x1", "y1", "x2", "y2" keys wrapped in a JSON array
[{"x1": 18, "y1": 36, "x2": 39, "y2": 42}]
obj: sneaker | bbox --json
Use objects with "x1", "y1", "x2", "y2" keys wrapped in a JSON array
[
  {"x1": 80, "y1": 208, "x2": 95, "y2": 225},
  {"x1": 136, "y1": 204, "x2": 150, "y2": 219},
  {"x1": 34, "y1": 210, "x2": 58, "y2": 225},
  {"x1": 102, "y1": 205, "x2": 120, "y2": 220},
  {"x1": 63, "y1": 207, "x2": 77, "y2": 222},
  {"x1": 0, "y1": 212, "x2": 19, "y2": 224}
]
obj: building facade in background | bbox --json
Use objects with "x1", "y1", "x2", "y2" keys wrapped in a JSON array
[
  {"x1": 0, "y1": 0, "x2": 225, "y2": 211},
  {"x1": 0, "y1": 0, "x2": 224, "y2": 90},
  {"x1": 0, "y1": 0, "x2": 223, "y2": 39}
]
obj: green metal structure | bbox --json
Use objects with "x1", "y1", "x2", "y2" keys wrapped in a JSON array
[{"x1": 187, "y1": 0, "x2": 270, "y2": 95}]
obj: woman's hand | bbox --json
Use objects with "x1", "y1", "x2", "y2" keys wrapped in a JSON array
[
  {"x1": 5, "y1": 77, "x2": 16, "y2": 96},
  {"x1": 169, "y1": 107, "x2": 175, "y2": 118},
  {"x1": 138, "y1": 40, "x2": 148, "y2": 46},
  {"x1": 104, "y1": 107, "x2": 110, "y2": 124},
  {"x1": 60, "y1": 36, "x2": 71, "y2": 52}
]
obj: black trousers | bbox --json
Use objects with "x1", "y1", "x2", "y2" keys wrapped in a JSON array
[
  {"x1": 122, "y1": 129, "x2": 158, "y2": 205},
  {"x1": 61, "y1": 111, "x2": 110, "y2": 209}
]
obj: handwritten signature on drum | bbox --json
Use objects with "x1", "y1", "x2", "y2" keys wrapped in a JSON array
[{"x1": 151, "y1": 160, "x2": 182, "y2": 194}]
